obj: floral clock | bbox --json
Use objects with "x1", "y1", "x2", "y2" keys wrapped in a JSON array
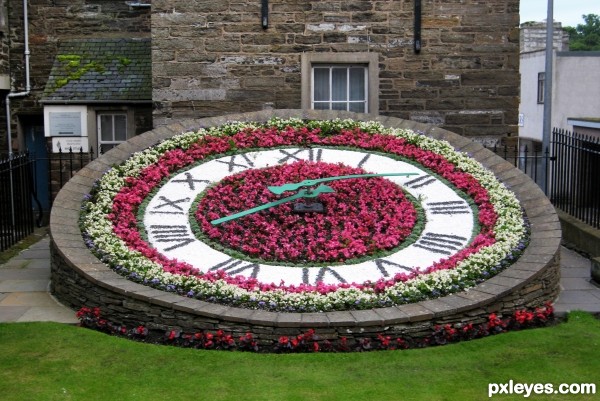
[{"x1": 80, "y1": 118, "x2": 528, "y2": 312}]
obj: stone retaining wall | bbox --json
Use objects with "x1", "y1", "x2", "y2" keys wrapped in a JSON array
[{"x1": 50, "y1": 109, "x2": 561, "y2": 345}]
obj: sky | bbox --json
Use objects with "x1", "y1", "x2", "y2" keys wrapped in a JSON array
[{"x1": 520, "y1": 0, "x2": 600, "y2": 27}]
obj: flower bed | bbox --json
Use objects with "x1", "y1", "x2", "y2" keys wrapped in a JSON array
[
  {"x1": 76, "y1": 303, "x2": 555, "y2": 352},
  {"x1": 80, "y1": 118, "x2": 528, "y2": 312},
  {"x1": 194, "y1": 160, "x2": 419, "y2": 263}
]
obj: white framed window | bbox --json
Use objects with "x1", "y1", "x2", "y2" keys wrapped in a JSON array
[
  {"x1": 98, "y1": 113, "x2": 127, "y2": 153},
  {"x1": 312, "y1": 65, "x2": 368, "y2": 113},
  {"x1": 537, "y1": 72, "x2": 545, "y2": 104},
  {"x1": 302, "y1": 53, "x2": 379, "y2": 114}
]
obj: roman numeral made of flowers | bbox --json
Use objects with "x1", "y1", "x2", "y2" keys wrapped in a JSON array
[
  {"x1": 171, "y1": 172, "x2": 211, "y2": 191},
  {"x1": 404, "y1": 174, "x2": 436, "y2": 189},
  {"x1": 302, "y1": 267, "x2": 347, "y2": 285},
  {"x1": 414, "y1": 233, "x2": 468, "y2": 256},
  {"x1": 277, "y1": 148, "x2": 323, "y2": 163},
  {"x1": 426, "y1": 200, "x2": 471, "y2": 215},
  {"x1": 373, "y1": 259, "x2": 415, "y2": 277},
  {"x1": 149, "y1": 196, "x2": 190, "y2": 215},
  {"x1": 216, "y1": 154, "x2": 255, "y2": 172},
  {"x1": 147, "y1": 225, "x2": 195, "y2": 251},
  {"x1": 208, "y1": 258, "x2": 260, "y2": 279}
]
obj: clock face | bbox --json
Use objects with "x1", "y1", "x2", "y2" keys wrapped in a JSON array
[
  {"x1": 80, "y1": 118, "x2": 527, "y2": 312},
  {"x1": 143, "y1": 147, "x2": 476, "y2": 286}
]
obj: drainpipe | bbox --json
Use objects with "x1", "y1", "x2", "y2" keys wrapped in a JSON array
[
  {"x1": 5, "y1": 0, "x2": 30, "y2": 228},
  {"x1": 5, "y1": 0, "x2": 31, "y2": 157}
]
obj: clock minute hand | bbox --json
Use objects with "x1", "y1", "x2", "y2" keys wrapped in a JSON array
[
  {"x1": 210, "y1": 184, "x2": 335, "y2": 226},
  {"x1": 267, "y1": 172, "x2": 419, "y2": 195}
]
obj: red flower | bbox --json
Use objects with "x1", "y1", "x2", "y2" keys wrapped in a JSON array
[{"x1": 98, "y1": 123, "x2": 514, "y2": 300}]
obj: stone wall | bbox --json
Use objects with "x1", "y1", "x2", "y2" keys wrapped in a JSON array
[
  {"x1": 49, "y1": 109, "x2": 562, "y2": 348},
  {"x1": 152, "y1": 0, "x2": 521, "y2": 142}
]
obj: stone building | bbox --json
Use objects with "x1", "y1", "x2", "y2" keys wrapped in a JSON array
[
  {"x1": 152, "y1": 0, "x2": 521, "y2": 145},
  {"x1": 2, "y1": 0, "x2": 520, "y2": 157}
]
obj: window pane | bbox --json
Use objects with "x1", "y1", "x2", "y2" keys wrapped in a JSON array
[
  {"x1": 349, "y1": 68, "x2": 366, "y2": 101},
  {"x1": 332, "y1": 68, "x2": 347, "y2": 101},
  {"x1": 349, "y1": 102, "x2": 366, "y2": 113},
  {"x1": 100, "y1": 115, "x2": 113, "y2": 141},
  {"x1": 537, "y1": 72, "x2": 545, "y2": 104},
  {"x1": 331, "y1": 102, "x2": 347, "y2": 111},
  {"x1": 313, "y1": 102, "x2": 330, "y2": 110},
  {"x1": 313, "y1": 68, "x2": 330, "y2": 101},
  {"x1": 114, "y1": 115, "x2": 127, "y2": 141}
]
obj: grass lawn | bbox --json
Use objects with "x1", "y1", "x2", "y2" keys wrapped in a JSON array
[{"x1": 0, "y1": 311, "x2": 598, "y2": 401}]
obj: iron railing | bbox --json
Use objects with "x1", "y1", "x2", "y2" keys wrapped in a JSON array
[
  {"x1": 0, "y1": 153, "x2": 37, "y2": 252},
  {"x1": 0, "y1": 147, "x2": 95, "y2": 252},
  {"x1": 484, "y1": 141, "x2": 550, "y2": 190},
  {"x1": 486, "y1": 129, "x2": 600, "y2": 229},
  {"x1": 44, "y1": 147, "x2": 96, "y2": 206},
  {"x1": 550, "y1": 128, "x2": 600, "y2": 229}
]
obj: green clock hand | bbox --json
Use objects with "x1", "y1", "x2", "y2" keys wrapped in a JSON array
[
  {"x1": 211, "y1": 184, "x2": 335, "y2": 226},
  {"x1": 267, "y1": 172, "x2": 419, "y2": 195}
]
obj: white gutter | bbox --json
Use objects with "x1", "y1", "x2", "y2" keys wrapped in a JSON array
[{"x1": 5, "y1": 0, "x2": 31, "y2": 157}]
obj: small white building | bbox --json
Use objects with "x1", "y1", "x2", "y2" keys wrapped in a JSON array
[{"x1": 519, "y1": 22, "x2": 600, "y2": 142}]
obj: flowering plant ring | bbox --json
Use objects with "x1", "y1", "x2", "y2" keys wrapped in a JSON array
[
  {"x1": 194, "y1": 161, "x2": 419, "y2": 264},
  {"x1": 80, "y1": 118, "x2": 528, "y2": 312}
]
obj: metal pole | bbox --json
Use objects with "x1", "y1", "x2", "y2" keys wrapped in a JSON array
[{"x1": 541, "y1": 0, "x2": 554, "y2": 194}]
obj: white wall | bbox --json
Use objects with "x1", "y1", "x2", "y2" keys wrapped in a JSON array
[
  {"x1": 554, "y1": 52, "x2": 600, "y2": 131},
  {"x1": 519, "y1": 50, "x2": 546, "y2": 141},
  {"x1": 519, "y1": 51, "x2": 600, "y2": 142}
]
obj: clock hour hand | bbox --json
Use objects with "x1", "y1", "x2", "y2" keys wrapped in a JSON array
[
  {"x1": 267, "y1": 172, "x2": 419, "y2": 195},
  {"x1": 210, "y1": 184, "x2": 335, "y2": 226}
]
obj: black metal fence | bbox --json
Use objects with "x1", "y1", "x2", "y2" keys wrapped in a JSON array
[
  {"x1": 485, "y1": 141, "x2": 549, "y2": 190},
  {"x1": 486, "y1": 128, "x2": 600, "y2": 230},
  {"x1": 550, "y1": 128, "x2": 600, "y2": 229},
  {"x1": 0, "y1": 153, "x2": 36, "y2": 252},
  {"x1": 0, "y1": 147, "x2": 95, "y2": 252},
  {"x1": 45, "y1": 147, "x2": 96, "y2": 206}
]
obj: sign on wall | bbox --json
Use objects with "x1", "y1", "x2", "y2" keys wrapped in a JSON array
[
  {"x1": 44, "y1": 105, "x2": 88, "y2": 138},
  {"x1": 51, "y1": 136, "x2": 89, "y2": 153},
  {"x1": 49, "y1": 112, "x2": 83, "y2": 136}
]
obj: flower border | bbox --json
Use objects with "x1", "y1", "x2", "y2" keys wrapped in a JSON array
[
  {"x1": 80, "y1": 118, "x2": 528, "y2": 312},
  {"x1": 186, "y1": 160, "x2": 428, "y2": 267},
  {"x1": 76, "y1": 303, "x2": 554, "y2": 352}
]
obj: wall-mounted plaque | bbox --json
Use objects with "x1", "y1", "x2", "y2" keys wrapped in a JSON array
[
  {"x1": 51, "y1": 136, "x2": 89, "y2": 153},
  {"x1": 44, "y1": 105, "x2": 88, "y2": 138},
  {"x1": 49, "y1": 112, "x2": 82, "y2": 136}
]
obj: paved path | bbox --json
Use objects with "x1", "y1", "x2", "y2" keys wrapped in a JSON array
[
  {"x1": 0, "y1": 235, "x2": 598, "y2": 323},
  {"x1": 0, "y1": 235, "x2": 78, "y2": 324},
  {"x1": 555, "y1": 246, "x2": 600, "y2": 316}
]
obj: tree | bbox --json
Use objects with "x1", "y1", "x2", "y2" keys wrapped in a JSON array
[{"x1": 564, "y1": 14, "x2": 600, "y2": 51}]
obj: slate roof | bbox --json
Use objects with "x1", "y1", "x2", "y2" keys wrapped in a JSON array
[{"x1": 42, "y1": 38, "x2": 151, "y2": 103}]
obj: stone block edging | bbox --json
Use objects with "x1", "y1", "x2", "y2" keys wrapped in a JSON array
[{"x1": 50, "y1": 109, "x2": 561, "y2": 342}]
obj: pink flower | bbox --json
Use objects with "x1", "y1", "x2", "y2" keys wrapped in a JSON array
[{"x1": 102, "y1": 124, "x2": 507, "y2": 296}]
